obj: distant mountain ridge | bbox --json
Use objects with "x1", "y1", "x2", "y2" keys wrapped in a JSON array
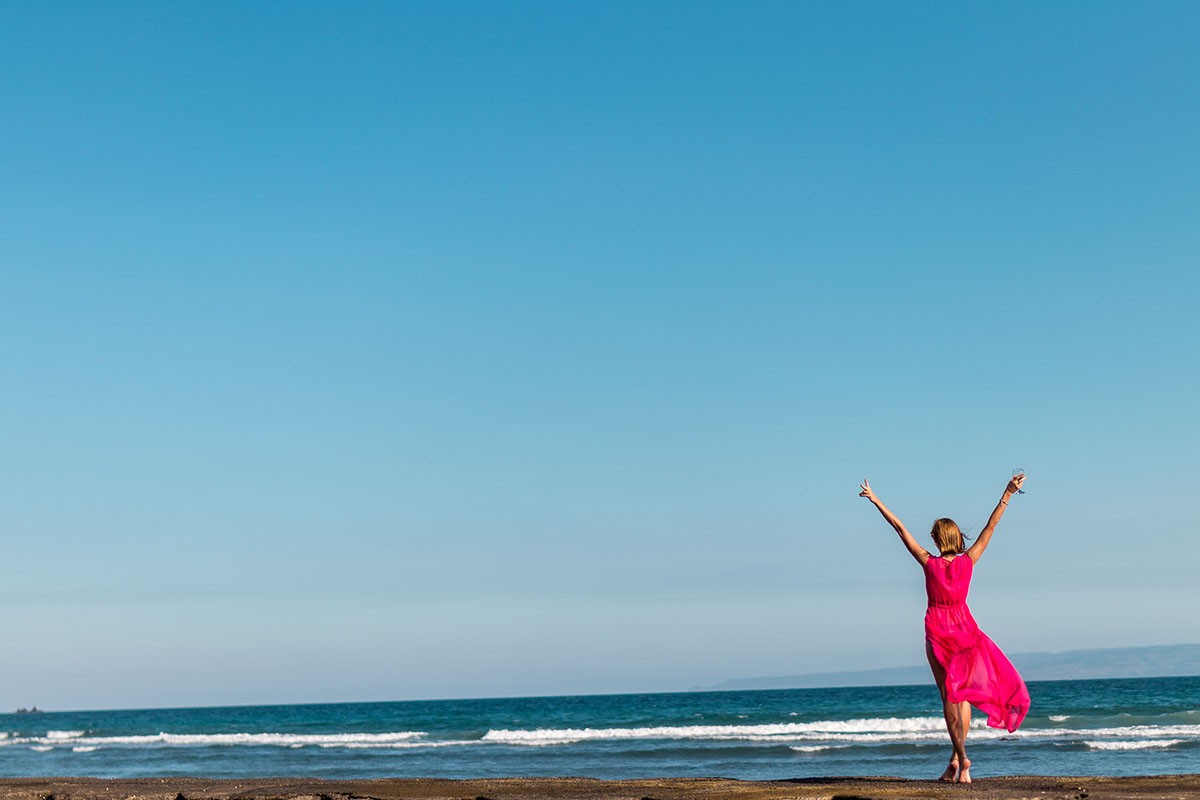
[{"x1": 704, "y1": 644, "x2": 1200, "y2": 691}]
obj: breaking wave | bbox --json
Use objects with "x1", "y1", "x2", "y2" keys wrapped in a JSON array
[
  {"x1": 2, "y1": 731, "x2": 430, "y2": 749},
  {"x1": 1087, "y1": 739, "x2": 1185, "y2": 751}
]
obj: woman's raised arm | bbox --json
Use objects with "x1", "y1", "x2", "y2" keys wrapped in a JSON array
[
  {"x1": 965, "y1": 473, "x2": 1025, "y2": 563},
  {"x1": 859, "y1": 479, "x2": 930, "y2": 565}
]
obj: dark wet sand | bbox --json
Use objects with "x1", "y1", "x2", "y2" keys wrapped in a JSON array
[{"x1": 1, "y1": 776, "x2": 1197, "y2": 800}]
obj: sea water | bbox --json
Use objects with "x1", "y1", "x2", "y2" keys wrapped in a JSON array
[{"x1": 1, "y1": 676, "x2": 1198, "y2": 779}]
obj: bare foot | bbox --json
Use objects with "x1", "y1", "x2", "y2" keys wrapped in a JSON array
[
  {"x1": 955, "y1": 758, "x2": 972, "y2": 784},
  {"x1": 938, "y1": 760, "x2": 958, "y2": 781}
]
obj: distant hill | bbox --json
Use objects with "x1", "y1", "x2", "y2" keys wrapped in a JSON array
[{"x1": 703, "y1": 644, "x2": 1200, "y2": 691}]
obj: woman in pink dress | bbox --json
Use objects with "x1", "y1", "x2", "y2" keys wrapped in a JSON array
[{"x1": 858, "y1": 474, "x2": 1031, "y2": 783}]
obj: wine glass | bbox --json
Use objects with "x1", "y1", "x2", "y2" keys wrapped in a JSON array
[{"x1": 1012, "y1": 468, "x2": 1026, "y2": 494}]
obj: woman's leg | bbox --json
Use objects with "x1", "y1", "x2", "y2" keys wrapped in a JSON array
[
  {"x1": 926, "y1": 643, "x2": 969, "y2": 781},
  {"x1": 956, "y1": 701, "x2": 972, "y2": 783}
]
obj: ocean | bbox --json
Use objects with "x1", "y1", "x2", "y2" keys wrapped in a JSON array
[{"x1": 2, "y1": 676, "x2": 1198, "y2": 779}]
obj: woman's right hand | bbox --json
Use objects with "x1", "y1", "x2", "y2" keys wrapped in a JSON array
[
  {"x1": 859, "y1": 478, "x2": 877, "y2": 502},
  {"x1": 1007, "y1": 473, "x2": 1026, "y2": 495}
]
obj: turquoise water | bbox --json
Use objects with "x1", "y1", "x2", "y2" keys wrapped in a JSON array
[{"x1": 1, "y1": 676, "x2": 1198, "y2": 779}]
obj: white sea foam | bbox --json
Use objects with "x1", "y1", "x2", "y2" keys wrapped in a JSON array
[
  {"x1": 482, "y1": 719, "x2": 1200, "y2": 747},
  {"x1": 1087, "y1": 739, "x2": 1184, "y2": 751},
  {"x1": 3, "y1": 731, "x2": 429, "y2": 749},
  {"x1": 111, "y1": 731, "x2": 427, "y2": 747},
  {"x1": 6, "y1": 718, "x2": 1200, "y2": 754},
  {"x1": 1065, "y1": 724, "x2": 1200, "y2": 739},
  {"x1": 72, "y1": 746, "x2": 98, "y2": 753},
  {"x1": 789, "y1": 745, "x2": 850, "y2": 752},
  {"x1": 1049, "y1": 715, "x2": 1071, "y2": 722},
  {"x1": 481, "y1": 718, "x2": 985, "y2": 745},
  {"x1": 326, "y1": 740, "x2": 474, "y2": 749},
  {"x1": 45, "y1": 731, "x2": 85, "y2": 740}
]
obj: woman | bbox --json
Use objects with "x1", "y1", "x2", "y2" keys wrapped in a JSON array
[{"x1": 859, "y1": 475, "x2": 1030, "y2": 783}]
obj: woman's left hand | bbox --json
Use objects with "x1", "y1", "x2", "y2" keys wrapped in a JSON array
[
  {"x1": 1007, "y1": 473, "x2": 1026, "y2": 494},
  {"x1": 859, "y1": 479, "x2": 877, "y2": 502}
]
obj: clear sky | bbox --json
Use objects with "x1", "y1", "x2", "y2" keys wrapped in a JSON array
[{"x1": 1, "y1": 1, "x2": 1197, "y2": 711}]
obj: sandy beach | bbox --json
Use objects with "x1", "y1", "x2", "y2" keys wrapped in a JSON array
[{"x1": 1, "y1": 776, "x2": 1198, "y2": 800}]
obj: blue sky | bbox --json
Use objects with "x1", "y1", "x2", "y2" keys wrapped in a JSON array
[{"x1": 1, "y1": 1, "x2": 1197, "y2": 710}]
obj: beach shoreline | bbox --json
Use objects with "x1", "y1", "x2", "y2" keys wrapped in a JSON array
[{"x1": 0, "y1": 775, "x2": 1197, "y2": 800}]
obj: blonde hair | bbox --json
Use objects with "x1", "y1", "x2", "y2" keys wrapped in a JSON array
[{"x1": 930, "y1": 518, "x2": 966, "y2": 555}]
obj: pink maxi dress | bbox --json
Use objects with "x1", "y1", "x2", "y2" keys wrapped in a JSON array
[{"x1": 924, "y1": 555, "x2": 1030, "y2": 732}]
